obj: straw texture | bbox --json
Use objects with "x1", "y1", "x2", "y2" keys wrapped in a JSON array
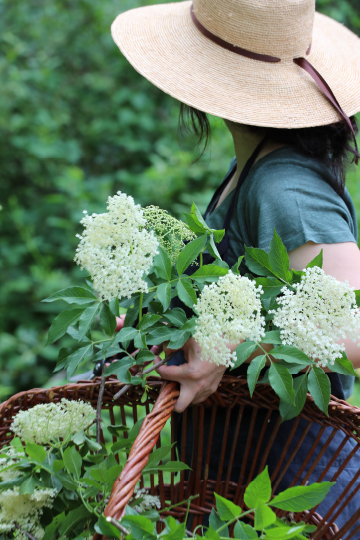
[{"x1": 111, "y1": 0, "x2": 360, "y2": 128}]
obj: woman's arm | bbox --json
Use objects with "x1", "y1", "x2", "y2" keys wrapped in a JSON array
[{"x1": 156, "y1": 241, "x2": 360, "y2": 412}]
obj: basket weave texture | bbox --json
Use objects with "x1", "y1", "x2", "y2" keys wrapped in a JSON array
[{"x1": 1, "y1": 375, "x2": 360, "y2": 540}]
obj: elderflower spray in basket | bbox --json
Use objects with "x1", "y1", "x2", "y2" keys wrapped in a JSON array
[{"x1": 43, "y1": 193, "x2": 360, "y2": 420}]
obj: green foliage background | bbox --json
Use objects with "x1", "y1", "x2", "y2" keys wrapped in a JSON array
[{"x1": 1, "y1": 0, "x2": 359, "y2": 399}]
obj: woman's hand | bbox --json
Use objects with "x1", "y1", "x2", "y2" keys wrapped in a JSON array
[{"x1": 155, "y1": 337, "x2": 227, "y2": 413}]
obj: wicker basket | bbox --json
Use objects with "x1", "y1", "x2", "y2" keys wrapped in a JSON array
[{"x1": 1, "y1": 375, "x2": 360, "y2": 540}]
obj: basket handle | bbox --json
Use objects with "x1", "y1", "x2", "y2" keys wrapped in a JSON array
[{"x1": 93, "y1": 381, "x2": 180, "y2": 539}]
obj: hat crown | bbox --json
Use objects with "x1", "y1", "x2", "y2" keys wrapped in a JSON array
[{"x1": 193, "y1": 0, "x2": 315, "y2": 59}]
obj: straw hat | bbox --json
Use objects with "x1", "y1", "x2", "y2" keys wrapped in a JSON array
[{"x1": 111, "y1": 0, "x2": 360, "y2": 129}]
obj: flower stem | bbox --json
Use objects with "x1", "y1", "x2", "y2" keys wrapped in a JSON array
[
  {"x1": 200, "y1": 252, "x2": 203, "y2": 268},
  {"x1": 106, "y1": 516, "x2": 130, "y2": 535},
  {"x1": 96, "y1": 362, "x2": 106, "y2": 448},
  {"x1": 139, "y1": 292, "x2": 143, "y2": 322}
]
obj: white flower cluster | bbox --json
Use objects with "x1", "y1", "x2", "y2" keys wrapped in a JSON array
[
  {"x1": 0, "y1": 447, "x2": 25, "y2": 482},
  {"x1": 271, "y1": 267, "x2": 360, "y2": 367},
  {"x1": 11, "y1": 399, "x2": 96, "y2": 445},
  {"x1": 74, "y1": 192, "x2": 159, "y2": 300},
  {"x1": 0, "y1": 487, "x2": 56, "y2": 539},
  {"x1": 194, "y1": 272, "x2": 265, "y2": 367},
  {"x1": 131, "y1": 485, "x2": 161, "y2": 513}
]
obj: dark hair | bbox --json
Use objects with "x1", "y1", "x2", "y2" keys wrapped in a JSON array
[{"x1": 178, "y1": 103, "x2": 359, "y2": 195}]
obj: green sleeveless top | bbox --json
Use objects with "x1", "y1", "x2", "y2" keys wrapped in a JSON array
[{"x1": 205, "y1": 146, "x2": 358, "y2": 399}]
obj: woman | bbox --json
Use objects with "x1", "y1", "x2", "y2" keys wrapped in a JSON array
[{"x1": 111, "y1": 0, "x2": 360, "y2": 532}]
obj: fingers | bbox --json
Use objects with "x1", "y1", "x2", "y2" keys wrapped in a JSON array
[
  {"x1": 174, "y1": 385, "x2": 196, "y2": 413},
  {"x1": 150, "y1": 344, "x2": 163, "y2": 356},
  {"x1": 115, "y1": 315, "x2": 126, "y2": 332},
  {"x1": 155, "y1": 363, "x2": 192, "y2": 382}
]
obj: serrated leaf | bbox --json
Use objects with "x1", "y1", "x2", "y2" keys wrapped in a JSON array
[
  {"x1": 191, "y1": 202, "x2": 209, "y2": 228},
  {"x1": 65, "y1": 344, "x2": 93, "y2": 379},
  {"x1": 94, "y1": 516, "x2": 122, "y2": 539},
  {"x1": 244, "y1": 467, "x2": 272, "y2": 508},
  {"x1": 203, "y1": 525, "x2": 221, "y2": 540},
  {"x1": 147, "y1": 326, "x2": 172, "y2": 345},
  {"x1": 157, "y1": 282, "x2": 172, "y2": 311},
  {"x1": 42, "y1": 287, "x2": 98, "y2": 304},
  {"x1": 248, "y1": 355, "x2": 267, "y2": 396},
  {"x1": 168, "y1": 329, "x2": 191, "y2": 350},
  {"x1": 271, "y1": 345, "x2": 313, "y2": 366},
  {"x1": 121, "y1": 514, "x2": 155, "y2": 538},
  {"x1": 78, "y1": 302, "x2": 101, "y2": 340},
  {"x1": 154, "y1": 246, "x2": 172, "y2": 280},
  {"x1": 261, "y1": 330, "x2": 282, "y2": 345},
  {"x1": 209, "y1": 508, "x2": 228, "y2": 537},
  {"x1": 215, "y1": 493, "x2": 242, "y2": 521},
  {"x1": 270, "y1": 482, "x2": 335, "y2": 511},
  {"x1": 355, "y1": 290, "x2": 360, "y2": 308},
  {"x1": 136, "y1": 350, "x2": 156, "y2": 365},
  {"x1": 25, "y1": 443, "x2": 46, "y2": 463},
  {"x1": 59, "y1": 506, "x2": 92, "y2": 537},
  {"x1": 331, "y1": 355, "x2": 357, "y2": 376},
  {"x1": 145, "y1": 461, "x2": 190, "y2": 474},
  {"x1": 176, "y1": 234, "x2": 208, "y2": 276},
  {"x1": 184, "y1": 213, "x2": 208, "y2": 235},
  {"x1": 46, "y1": 308, "x2": 87, "y2": 345},
  {"x1": 109, "y1": 297, "x2": 120, "y2": 317},
  {"x1": 63, "y1": 446, "x2": 82, "y2": 479},
  {"x1": 105, "y1": 464, "x2": 123, "y2": 483},
  {"x1": 212, "y1": 229, "x2": 225, "y2": 243},
  {"x1": 279, "y1": 374, "x2": 308, "y2": 421},
  {"x1": 308, "y1": 367, "x2": 330, "y2": 415},
  {"x1": 208, "y1": 234, "x2": 222, "y2": 260},
  {"x1": 264, "y1": 525, "x2": 306, "y2": 539},
  {"x1": 176, "y1": 279, "x2": 197, "y2": 308},
  {"x1": 19, "y1": 475, "x2": 35, "y2": 494},
  {"x1": 231, "y1": 256, "x2": 244, "y2": 274},
  {"x1": 269, "y1": 230, "x2": 292, "y2": 282},
  {"x1": 234, "y1": 521, "x2": 258, "y2": 539},
  {"x1": 105, "y1": 359, "x2": 133, "y2": 383},
  {"x1": 42, "y1": 512, "x2": 66, "y2": 540},
  {"x1": 192, "y1": 265, "x2": 228, "y2": 283},
  {"x1": 244, "y1": 246, "x2": 275, "y2": 277},
  {"x1": 232, "y1": 341, "x2": 257, "y2": 369},
  {"x1": 254, "y1": 502, "x2": 276, "y2": 530},
  {"x1": 269, "y1": 363, "x2": 295, "y2": 405},
  {"x1": 145, "y1": 444, "x2": 174, "y2": 468},
  {"x1": 100, "y1": 303, "x2": 117, "y2": 336},
  {"x1": 162, "y1": 308, "x2": 187, "y2": 327},
  {"x1": 306, "y1": 250, "x2": 323, "y2": 269},
  {"x1": 256, "y1": 277, "x2": 284, "y2": 299},
  {"x1": 117, "y1": 326, "x2": 139, "y2": 343},
  {"x1": 53, "y1": 460, "x2": 64, "y2": 473},
  {"x1": 139, "y1": 314, "x2": 162, "y2": 331}
]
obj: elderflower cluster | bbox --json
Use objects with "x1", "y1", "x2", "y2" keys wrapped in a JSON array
[
  {"x1": 11, "y1": 399, "x2": 96, "y2": 445},
  {"x1": 131, "y1": 485, "x2": 161, "y2": 513},
  {"x1": 143, "y1": 206, "x2": 195, "y2": 265},
  {"x1": 271, "y1": 267, "x2": 360, "y2": 367},
  {"x1": 74, "y1": 192, "x2": 159, "y2": 300},
  {"x1": 0, "y1": 487, "x2": 56, "y2": 539},
  {"x1": 0, "y1": 447, "x2": 25, "y2": 482},
  {"x1": 194, "y1": 272, "x2": 265, "y2": 368}
]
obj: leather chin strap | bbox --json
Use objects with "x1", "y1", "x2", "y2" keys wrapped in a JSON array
[{"x1": 190, "y1": 4, "x2": 359, "y2": 163}]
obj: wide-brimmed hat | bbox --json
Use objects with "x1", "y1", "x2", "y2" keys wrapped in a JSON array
[{"x1": 111, "y1": 0, "x2": 360, "y2": 130}]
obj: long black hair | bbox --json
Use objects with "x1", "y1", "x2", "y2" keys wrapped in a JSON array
[{"x1": 178, "y1": 103, "x2": 359, "y2": 195}]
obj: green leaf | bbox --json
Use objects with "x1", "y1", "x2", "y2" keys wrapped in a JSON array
[
  {"x1": 176, "y1": 234, "x2": 208, "y2": 276},
  {"x1": 25, "y1": 443, "x2": 46, "y2": 463},
  {"x1": 244, "y1": 246, "x2": 275, "y2": 277},
  {"x1": 162, "y1": 308, "x2": 187, "y2": 327},
  {"x1": 78, "y1": 302, "x2": 101, "y2": 340},
  {"x1": 19, "y1": 475, "x2": 36, "y2": 494},
  {"x1": 308, "y1": 367, "x2": 331, "y2": 416},
  {"x1": 105, "y1": 464, "x2": 123, "y2": 483},
  {"x1": 331, "y1": 355, "x2": 357, "y2": 376},
  {"x1": 214, "y1": 493, "x2": 242, "y2": 521},
  {"x1": 42, "y1": 512, "x2": 66, "y2": 540},
  {"x1": 84, "y1": 436, "x2": 102, "y2": 452},
  {"x1": 135, "y1": 350, "x2": 156, "y2": 365},
  {"x1": 261, "y1": 330, "x2": 282, "y2": 345},
  {"x1": 176, "y1": 279, "x2": 197, "y2": 308},
  {"x1": 100, "y1": 303, "x2": 117, "y2": 336},
  {"x1": 234, "y1": 521, "x2": 258, "y2": 539},
  {"x1": 65, "y1": 344, "x2": 93, "y2": 379},
  {"x1": 269, "y1": 363, "x2": 295, "y2": 405},
  {"x1": 121, "y1": 514, "x2": 155, "y2": 538},
  {"x1": 355, "y1": 290, "x2": 360, "y2": 308},
  {"x1": 168, "y1": 329, "x2": 191, "y2": 350},
  {"x1": 146, "y1": 444, "x2": 174, "y2": 468},
  {"x1": 53, "y1": 459, "x2": 64, "y2": 473},
  {"x1": 43, "y1": 286, "x2": 98, "y2": 304},
  {"x1": 247, "y1": 355, "x2": 267, "y2": 396},
  {"x1": 184, "y1": 213, "x2": 208, "y2": 236},
  {"x1": 244, "y1": 467, "x2": 272, "y2": 508},
  {"x1": 58, "y1": 506, "x2": 92, "y2": 537},
  {"x1": 306, "y1": 250, "x2": 323, "y2": 269},
  {"x1": 203, "y1": 526, "x2": 221, "y2": 540},
  {"x1": 271, "y1": 346, "x2": 313, "y2": 366},
  {"x1": 231, "y1": 256, "x2": 244, "y2": 274},
  {"x1": 209, "y1": 508, "x2": 228, "y2": 537},
  {"x1": 208, "y1": 234, "x2": 222, "y2": 260},
  {"x1": 192, "y1": 265, "x2": 228, "y2": 283},
  {"x1": 270, "y1": 482, "x2": 335, "y2": 511},
  {"x1": 94, "y1": 516, "x2": 122, "y2": 539},
  {"x1": 191, "y1": 202, "x2": 209, "y2": 228},
  {"x1": 269, "y1": 230, "x2": 292, "y2": 282},
  {"x1": 154, "y1": 246, "x2": 172, "y2": 280},
  {"x1": 157, "y1": 282, "x2": 172, "y2": 311},
  {"x1": 212, "y1": 229, "x2": 225, "y2": 243},
  {"x1": 232, "y1": 341, "x2": 257, "y2": 369},
  {"x1": 256, "y1": 277, "x2": 284, "y2": 299},
  {"x1": 117, "y1": 326, "x2": 139, "y2": 343},
  {"x1": 145, "y1": 461, "x2": 190, "y2": 474},
  {"x1": 109, "y1": 297, "x2": 120, "y2": 317},
  {"x1": 55, "y1": 471, "x2": 78, "y2": 490},
  {"x1": 139, "y1": 314, "x2": 162, "y2": 331},
  {"x1": 46, "y1": 308, "x2": 87, "y2": 345},
  {"x1": 264, "y1": 525, "x2": 306, "y2": 539},
  {"x1": 63, "y1": 446, "x2": 82, "y2": 479},
  {"x1": 147, "y1": 326, "x2": 172, "y2": 345},
  {"x1": 254, "y1": 502, "x2": 276, "y2": 530},
  {"x1": 105, "y1": 359, "x2": 133, "y2": 383},
  {"x1": 279, "y1": 374, "x2": 308, "y2": 421}
]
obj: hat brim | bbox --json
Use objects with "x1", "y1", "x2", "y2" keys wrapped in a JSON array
[{"x1": 111, "y1": 1, "x2": 360, "y2": 128}]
